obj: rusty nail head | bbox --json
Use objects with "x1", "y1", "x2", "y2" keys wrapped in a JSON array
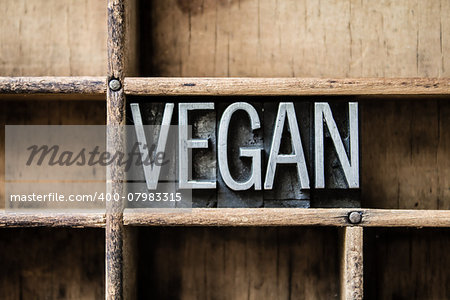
[
  {"x1": 109, "y1": 79, "x2": 121, "y2": 91},
  {"x1": 348, "y1": 211, "x2": 362, "y2": 224}
]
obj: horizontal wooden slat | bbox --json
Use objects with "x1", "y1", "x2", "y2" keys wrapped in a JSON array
[
  {"x1": 2, "y1": 77, "x2": 449, "y2": 96},
  {"x1": 123, "y1": 208, "x2": 450, "y2": 227},
  {"x1": 0, "y1": 76, "x2": 106, "y2": 94},
  {"x1": 124, "y1": 78, "x2": 450, "y2": 96},
  {"x1": 1, "y1": 208, "x2": 450, "y2": 228},
  {"x1": 361, "y1": 209, "x2": 450, "y2": 227},
  {"x1": 0, "y1": 211, "x2": 105, "y2": 228},
  {"x1": 124, "y1": 208, "x2": 350, "y2": 226}
]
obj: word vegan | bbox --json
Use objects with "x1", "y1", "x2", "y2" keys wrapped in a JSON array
[{"x1": 130, "y1": 102, "x2": 359, "y2": 191}]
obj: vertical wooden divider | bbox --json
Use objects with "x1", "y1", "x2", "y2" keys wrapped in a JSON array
[
  {"x1": 106, "y1": 0, "x2": 138, "y2": 298},
  {"x1": 340, "y1": 226, "x2": 364, "y2": 300},
  {"x1": 106, "y1": 0, "x2": 126, "y2": 299}
]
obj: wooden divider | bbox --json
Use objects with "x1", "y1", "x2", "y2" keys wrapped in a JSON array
[
  {"x1": 0, "y1": 77, "x2": 106, "y2": 94},
  {"x1": 124, "y1": 77, "x2": 450, "y2": 96},
  {"x1": 340, "y1": 227, "x2": 364, "y2": 300},
  {"x1": 122, "y1": 208, "x2": 450, "y2": 227},
  {"x1": 106, "y1": 0, "x2": 126, "y2": 299},
  {"x1": 2, "y1": 208, "x2": 450, "y2": 228}
]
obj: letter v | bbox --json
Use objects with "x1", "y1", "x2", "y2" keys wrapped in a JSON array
[{"x1": 130, "y1": 103, "x2": 174, "y2": 190}]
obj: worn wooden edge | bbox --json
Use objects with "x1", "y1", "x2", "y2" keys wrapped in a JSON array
[
  {"x1": 123, "y1": 208, "x2": 351, "y2": 226},
  {"x1": 0, "y1": 210, "x2": 106, "y2": 228},
  {"x1": 106, "y1": 0, "x2": 127, "y2": 298},
  {"x1": 0, "y1": 76, "x2": 107, "y2": 94},
  {"x1": 1, "y1": 208, "x2": 449, "y2": 228},
  {"x1": 106, "y1": 212, "x2": 123, "y2": 299},
  {"x1": 340, "y1": 226, "x2": 364, "y2": 300},
  {"x1": 360, "y1": 209, "x2": 450, "y2": 227},
  {"x1": 0, "y1": 94, "x2": 106, "y2": 101},
  {"x1": 122, "y1": 208, "x2": 450, "y2": 227},
  {"x1": 1, "y1": 77, "x2": 448, "y2": 96},
  {"x1": 124, "y1": 77, "x2": 450, "y2": 96}
]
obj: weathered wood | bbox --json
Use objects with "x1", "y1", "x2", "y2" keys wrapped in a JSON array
[
  {"x1": 124, "y1": 77, "x2": 450, "y2": 96},
  {"x1": 124, "y1": 208, "x2": 351, "y2": 226},
  {"x1": 137, "y1": 227, "x2": 340, "y2": 299},
  {"x1": 105, "y1": 213, "x2": 123, "y2": 300},
  {"x1": 124, "y1": 0, "x2": 138, "y2": 76},
  {"x1": 1, "y1": 77, "x2": 448, "y2": 96},
  {"x1": 340, "y1": 226, "x2": 363, "y2": 300},
  {"x1": 365, "y1": 228, "x2": 450, "y2": 300},
  {"x1": 0, "y1": 94, "x2": 105, "y2": 101},
  {"x1": 0, "y1": 211, "x2": 105, "y2": 228},
  {"x1": 123, "y1": 227, "x2": 138, "y2": 300},
  {"x1": 0, "y1": 228, "x2": 105, "y2": 300},
  {"x1": 106, "y1": 0, "x2": 126, "y2": 299},
  {"x1": 1, "y1": 1, "x2": 448, "y2": 299},
  {"x1": 361, "y1": 209, "x2": 450, "y2": 227},
  {"x1": 361, "y1": 99, "x2": 450, "y2": 209},
  {"x1": 0, "y1": 0, "x2": 107, "y2": 76},
  {"x1": 1, "y1": 208, "x2": 450, "y2": 228},
  {"x1": 108, "y1": 0, "x2": 125, "y2": 81},
  {"x1": 0, "y1": 77, "x2": 106, "y2": 94},
  {"x1": 141, "y1": 0, "x2": 450, "y2": 78},
  {"x1": 123, "y1": 208, "x2": 450, "y2": 227}
]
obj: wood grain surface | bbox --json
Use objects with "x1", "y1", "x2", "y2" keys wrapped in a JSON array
[
  {"x1": 0, "y1": 211, "x2": 105, "y2": 228},
  {"x1": 136, "y1": 226, "x2": 340, "y2": 299},
  {"x1": 0, "y1": 77, "x2": 106, "y2": 94},
  {"x1": 1, "y1": 208, "x2": 449, "y2": 228},
  {"x1": 106, "y1": 0, "x2": 131, "y2": 298},
  {"x1": 340, "y1": 227, "x2": 363, "y2": 300},
  {"x1": 364, "y1": 228, "x2": 450, "y2": 300},
  {"x1": 361, "y1": 98, "x2": 450, "y2": 210},
  {"x1": 0, "y1": 228, "x2": 105, "y2": 299},
  {"x1": 0, "y1": 1, "x2": 449, "y2": 299},
  {"x1": 122, "y1": 208, "x2": 450, "y2": 227},
  {"x1": 0, "y1": 0, "x2": 107, "y2": 76},
  {"x1": 140, "y1": 0, "x2": 450, "y2": 78},
  {"x1": 124, "y1": 77, "x2": 450, "y2": 95}
]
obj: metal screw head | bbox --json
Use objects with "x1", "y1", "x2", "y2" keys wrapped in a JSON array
[
  {"x1": 348, "y1": 211, "x2": 362, "y2": 224},
  {"x1": 109, "y1": 79, "x2": 121, "y2": 91}
]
